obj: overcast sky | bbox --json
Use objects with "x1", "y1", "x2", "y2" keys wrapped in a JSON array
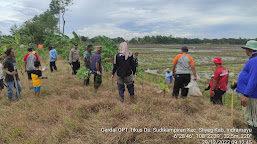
[{"x1": 0, "y1": 0, "x2": 257, "y2": 39}]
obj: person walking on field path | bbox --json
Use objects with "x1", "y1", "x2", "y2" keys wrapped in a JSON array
[
  {"x1": 112, "y1": 41, "x2": 136, "y2": 103},
  {"x1": 48, "y1": 46, "x2": 58, "y2": 72},
  {"x1": 211, "y1": 57, "x2": 229, "y2": 105},
  {"x1": 172, "y1": 46, "x2": 197, "y2": 98},
  {"x1": 69, "y1": 43, "x2": 80, "y2": 75},
  {"x1": 232, "y1": 40, "x2": 257, "y2": 142},
  {"x1": 3, "y1": 48, "x2": 22, "y2": 101},
  {"x1": 91, "y1": 46, "x2": 103, "y2": 90},
  {"x1": 83, "y1": 44, "x2": 93, "y2": 86},
  {"x1": 23, "y1": 48, "x2": 38, "y2": 80}
]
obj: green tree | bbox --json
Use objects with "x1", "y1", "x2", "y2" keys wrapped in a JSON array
[{"x1": 10, "y1": 10, "x2": 58, "y2": 44}]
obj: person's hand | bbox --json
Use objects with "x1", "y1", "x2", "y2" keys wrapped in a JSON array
[
  {"x1": 231, "y1": 83, "x2": 237, "y2": 90},
  {"x1": 10, "y1": 71, "x2": 16, "y2": 76},
  {"x1": 96, "y1": 71, "x2": 101, "y2": 75},
  {"x1": 172, "y1": 73, "x2": 175, "y2": 77},
  {"x1": 111, "y1": 75, "x2": 114, "y2": 79},
  {"x1": 194, "y1": 76, "x2": 197, "y2": 81},
  {"x1": 241, "y1": 95, "x2": 248, "y2": 107}
]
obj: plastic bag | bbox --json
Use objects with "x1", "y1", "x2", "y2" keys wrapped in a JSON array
[{"x1": 185, "y1": 81, "x2": 203, "y2": 97}]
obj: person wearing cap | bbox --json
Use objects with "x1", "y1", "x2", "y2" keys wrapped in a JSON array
[
  {"x1": 23, "y1": 48, "x2": 38, "y2": 80},
  {"x1": 83, "y1": 44, "x2": 93, "y2": 86},
  {"x1": 235, "y1": 40, "x2": 257, "y2": 141},
  {"x1": 91, "y1": 46, "x2": 103, "y2": 90},
  {"x1": 172, "y1": 46, "x2": 197, "y2": 98},
  {"x1": 112, "y1": 41, "x2": 136, "y2": 103},
  {"x1": 204, "y1": 75, "x2": 215, "y2": 103},
  {"x1": 69, "y1": 43, "x2": 80, "y2": 75},
  {"x1": 211, "y1": 57, "x2": 229, "y2": 105},
  {"x1": 165, "y1": 68, "x2": 172, "y2": 84},
  {"x1": 134, "y1": 52, "x2": 139, "y2": 67},
  {"x1": 48, "y1": 46, "x2": 58, "y2": 72}
]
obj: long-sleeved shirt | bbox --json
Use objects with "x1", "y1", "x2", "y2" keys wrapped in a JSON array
[
  {"x1": 236, "y1": 52, "x2": 257, "y2": 98},
  {"x1": 69, "y1": 48, "x2": 80, "y2": 63},
  {"x1": 112, "y1": 53, "x2": 136, "y2": 78},
  {"x1": 49, "y1": 49, "x2": 57, "y2": 62}
]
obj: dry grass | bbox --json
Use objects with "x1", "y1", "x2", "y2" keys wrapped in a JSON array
[{"x1": 0, "y1": 59, "x2": 249, "y2": 144}]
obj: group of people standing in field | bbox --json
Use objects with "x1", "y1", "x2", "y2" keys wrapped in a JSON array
[
  {"x1": 170, "y1": 46, "x2": 229, "y2": 105},
  {"x1": 170, "y1": 40, "x2": 257, "y2": 141},
  {"x1": 67, "y1": 43, "x2": 104, "y2": 89},
  {"x1": 0, "y1": 39, "x2": 256, "y2": 141},
  {"x1": 67, "y1": 41, "x2": 138, "y2": 103}
]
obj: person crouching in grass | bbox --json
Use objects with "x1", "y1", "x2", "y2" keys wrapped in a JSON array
[{"x1": 31, "y1": 61, "x2": 47, "y2": 97}]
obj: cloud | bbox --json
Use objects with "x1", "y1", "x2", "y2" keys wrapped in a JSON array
[
  {"x1": 77, "y1": 23, "x2": 193, "y2": 39},
  {"x1": 0, "y1": 0, "x2": 51, "y2": 34},
  {"x1": 0, "y1": 0, "x2": 257, "y2": 39}
]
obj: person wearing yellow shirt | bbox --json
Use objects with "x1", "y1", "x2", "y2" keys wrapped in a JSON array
[{"x1": 31, "y1": 61, "x2": 47, "y2": 97}]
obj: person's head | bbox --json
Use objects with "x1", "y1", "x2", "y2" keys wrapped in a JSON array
[
  {"x1": 166, "y1": 68, "x2": 170, "y2": 73},
  {"x1": 95, "y1": 46, "x2": 102, "y2": 54},
  {"x1": 242, "y1": 40, "x2": 257, "y2": 56},
  {"x1": 74, "y1": 43, "x2": 78, "y2": 49},
  {"x1": 34, "y1": 61, "x2": 41, "y2": 68},
  {"x1": 48, "y1": 45, "x2": 53, "y2": 50},
  {"x1": 87, "y1": 44, "x2": 93, "y2": 51},
  {"x1": 5, "y1": 48, "x2": 14, "y2": 57},
  {"x1": 211, "y1": 75, "x2": 214, "y2": 80},
  {"x1": 27, "y1": 48, "x2": 33, "y2": 52},
  {"x1": 181, "y1": 46, "x2": 188, "y2": 53},
  {"x1": 125, "y1": 40, "x2": 130, "y2": 44},
  {"x1": 213, "y1": 57, "x2": 223, "y2": 67},
  {"x1": 135, "y1": 52, "x2": 138, "y2": 57}
]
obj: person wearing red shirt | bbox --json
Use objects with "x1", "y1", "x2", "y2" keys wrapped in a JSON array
[
  {"x1": 204, "y1": 75, "x2": 215, "y2": 103},
  {"x1": 24, "y1": 49, "x2": 39, "y2": 61},
  {"x1": 23, "y1": 48, "x2": 39, "y2": 80},
  {"x1": 211, "y1": 57, "x2": 229, "y2": 105}
]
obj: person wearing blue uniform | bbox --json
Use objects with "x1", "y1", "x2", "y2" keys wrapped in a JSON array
[
  {"x1": 48, "y1": 46, "x2": 58, "y2": 72},
  {"x1": 234, "y1": 40, "x2": 257, "y2": 142}
]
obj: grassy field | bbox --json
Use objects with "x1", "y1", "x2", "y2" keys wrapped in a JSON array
[
  {"x1": 0, "y1": 44, "x2": 252, "y2": 143},
  {"x1": 130, "y1": 44, "x2": 247, "y2": 110}
]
